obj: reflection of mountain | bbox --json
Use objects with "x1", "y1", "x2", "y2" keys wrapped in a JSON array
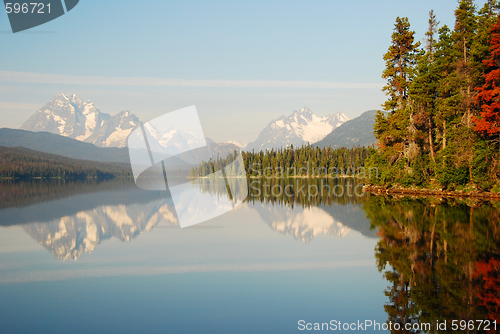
[
  {"x1": 23, "y1": 199, "x2": 178, "y2": 260},
  {"x1": 1, "y1": 178, "x2": 376, "y2": 260},
  {"x1": 251, "y1": 202, "x2": 351, "y2": 242},
  {"x1": 0, "y1": 180, "x2": 180, "y2": 260},
  {"x1": 251, "y1": 201, "x2": 376, "y2": 242},
  {"x1": 319, "y1": 204, "x2": 378, "y2": 239},
  {"x1": 244, "y1": 178, "x2": 377, "y2": 241},
  {"x1": 0, "y1": 181, "x2": 167, "y2": 226}
]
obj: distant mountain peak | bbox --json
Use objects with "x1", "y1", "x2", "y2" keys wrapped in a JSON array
[
  {"x1": 21, "y1": 93, "x2": 141, "y2": 148},
  {"x1": 246, "y1": 107, "x2": 349, "y2": 151},
  {"x1": 296, "y1": 106, "x2": 312, "y2": 114}
]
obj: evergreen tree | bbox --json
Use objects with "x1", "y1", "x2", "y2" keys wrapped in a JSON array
[{"x1": 382, "y1": 17, "x2": 421, "y2": 112}]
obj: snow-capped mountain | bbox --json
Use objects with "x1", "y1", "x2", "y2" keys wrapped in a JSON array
[
  {"x1": 20, "y1": 93, "x2": 141, "y2": 148},
  {"x1": 246, "y1": 107, "x2": 349, "y2": 152}
]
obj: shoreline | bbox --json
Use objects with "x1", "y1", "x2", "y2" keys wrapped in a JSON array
[
  {"x1": 188, "y1": 175, "x2": 363, "y2": 179},
  {"x1": 363, "y1": 185, "x2": 500, "y2": 199}
]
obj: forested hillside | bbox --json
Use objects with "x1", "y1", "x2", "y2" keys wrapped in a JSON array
[
  {"x1": 0, "y1": 147, "x2": 132, "y2": 179},
  {"x1": 367, "y1": 1, "x2": 500, "y2": 191},
  {"x1": 0, "y1": 128, "x2": 130, "y2": 163}
]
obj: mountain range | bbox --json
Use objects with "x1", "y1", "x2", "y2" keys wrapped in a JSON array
[
  {"x1": 18, "y1": 94, "x2": 240, "y2": 164},
  {"x1": 21, "y1": 93, "x2": 141, "y2": 148},
  {"x1": 246, "y1": 107, "x2": 349, "y2": 151},
  {"x1": 15, "y1": 94, "x2": 378, "y2": 160}
]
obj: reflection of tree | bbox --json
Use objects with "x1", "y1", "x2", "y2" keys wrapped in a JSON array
[
  {"x1": 194, "y1": 177, "x2": 366, "y2": 208},
  {"x1": 365, "y1": 195, "x2": 500, "y2": 332},
  {"x1": 0, "y1": 178, "x2": 133, "y2": 209},
  {"x1": 474, "y1": 258, "x2": 500, "y2": 322}
]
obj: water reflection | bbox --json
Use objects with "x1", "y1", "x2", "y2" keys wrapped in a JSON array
[
  {"x1": 22, "y1": 199, "x2": 178, "y2": 261},
  {"x1": 365, "y1": 195, "x2": 500, "y2": 331},
  {"x1": 2, "y1": 179, "x2": 499, "y2": 332},
  {"x1": 0, "y1": 180, "x2": 178, "y2": 260},
  {"x1": 245, "y1": 178, "x2": 376, "y2": 241},
  {"x1": 0, "y1": 178, "x2": 373, "y2": 260}
]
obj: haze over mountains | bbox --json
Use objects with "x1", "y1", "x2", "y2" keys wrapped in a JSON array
[
  {"x1": 10, "y1": 94, "x2": 378, "y2": 164},
  {"x1": 13, "y1": 94, "x2": 239, "y2": 164}
]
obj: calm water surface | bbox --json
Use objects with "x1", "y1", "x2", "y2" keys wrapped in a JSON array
[{"x1": 0, "y1": 179, "x2": 497, "y2": 333}]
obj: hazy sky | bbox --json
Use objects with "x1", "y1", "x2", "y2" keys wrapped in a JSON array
[{"x1": 0, "y1": 0, "x2": 489, "y2": 143}]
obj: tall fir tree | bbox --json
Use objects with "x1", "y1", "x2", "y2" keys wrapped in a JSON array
[{"x1": 372, "y1": 17, "x2": 421, "y2": 183}]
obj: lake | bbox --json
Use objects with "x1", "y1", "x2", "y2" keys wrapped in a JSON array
[{"x1": 0, "y1": 178, "x2": 498, "y2": 333}]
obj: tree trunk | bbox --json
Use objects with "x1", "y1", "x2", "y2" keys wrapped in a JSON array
[
  {"x1": 429, "y1": 118, "x2": 436, "y2": 164},
  {"x1": 464, "y1": 37, "x2": 471, "y2": 127}
]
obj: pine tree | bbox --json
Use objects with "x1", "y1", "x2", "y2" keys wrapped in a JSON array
[
  {"x1": 409, "y1": 10, "x2": 440, "y2": 166},
  {"x1": 372, "y1": 17, "x2": 421, "y2": 183},
  {"x1": 382, "y1": 17, "x2": 421, "y2": 112},
  {"x1": 454, "y1": 0, "x2": 478, "y2": 126}
]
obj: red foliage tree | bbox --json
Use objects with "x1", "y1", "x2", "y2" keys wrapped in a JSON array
[{"x1": 474, "y1": 14, "x2": 500, "y2": 136}]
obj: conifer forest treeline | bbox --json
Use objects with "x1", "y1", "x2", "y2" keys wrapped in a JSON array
[{"x1": 368, "y1": 0, "x2": 500, "y2": 191}]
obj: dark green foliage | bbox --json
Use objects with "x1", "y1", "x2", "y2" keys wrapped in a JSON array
[
  {"x1": 370, "y1": 1, "x2": 500, "y2": 191},
  {"x1": 0, "y1": 146, "x2": 132, "y2": 179},
  {"x1": 191, "y1": 145, "x2": 372, "y2": 178}
]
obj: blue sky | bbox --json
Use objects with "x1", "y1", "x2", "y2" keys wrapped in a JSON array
[{"x1": 0, "y1": 0, "x2": 489, "y2": 142}]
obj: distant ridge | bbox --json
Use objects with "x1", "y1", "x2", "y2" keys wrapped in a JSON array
[
  {"x1": 0, "y1": 128, "x2": 130, "y2": 163},
  {"x1": 0, "y1": 146, "x2": 132, "y2": 179},
  {"x1": 314, "y1": 110, "x2": 378, "y2": 149}
]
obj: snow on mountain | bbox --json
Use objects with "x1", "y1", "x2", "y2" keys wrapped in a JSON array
[
  {"x1": 143, "y1": 121, "x2": 207, "y2": 157},
  {"x1": 227, "y1": 140, "x2": 249, "y2": 149},
  {"x1": 21, "y1": 93, "x2": 140, "y2": 148},
  {"x1": 246, "y1": 107, "x2": 349, "y2": 152},
  {"x1": 85, "y1": 110, "x2": 140, "y2": 148}
]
